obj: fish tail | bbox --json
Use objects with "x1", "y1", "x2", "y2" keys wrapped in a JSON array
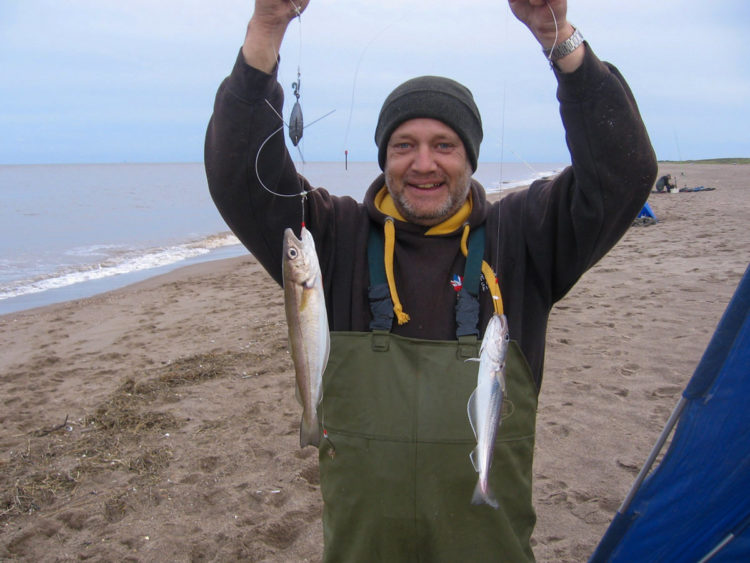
[
  {"x1": 471, "y1": 479, "x2": 499, "y2": 510},
  {"x1": 299, "y1": 412, "x2": 320, "y2": 448}
]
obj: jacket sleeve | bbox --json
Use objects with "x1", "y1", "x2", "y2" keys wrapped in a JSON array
[
  {"x1": 204, "y1": 49, "x2": 312, "y2": 286},
  {"x1": 520, "y1": 44, "x2": 658, "y2": 304}
]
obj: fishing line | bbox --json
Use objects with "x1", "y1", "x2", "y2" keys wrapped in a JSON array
[
  {"x1": 291, "y1": 0, "x2": 304, "y2": 159},
  {"x1": 252, "y1": 121, "x2": 312, "y2": 228},
  {"x1": 494, "y1": 3, "x2": 512, "y2": 274},
  {"x1": 292, "y1": 0, "x2": 303, "y2": 69},
  {"x1": 253, "y1": 120, "x2": 302, "y2": 197},
  {"x1": 545, "y1": 1, "x2": 560, "y2": 65},
  {"x1": 342, "y1": 22, "x2": 395, "y2": 170},
  {"x1": 498, "y1": 81, "x2": 506, "y2": 191},
  {"x1": 497, "y1": 2, "x2": 511, "y2": 191},
  {"x1": 254, "y1": 103, "x2": 329, "y2": 234},
  {"x1": 251, "y1": 1, "x2": 330, "y2": 230},
  {"x1": 509, "y1": 148, "x2": 541, "y2": 177},
  {"x1": 255, "y1": 0, "x2": 335, "y2": 201},
  {"x1": 252, "y1": 6, "x2": 307, "y2": 228},
  {"x1": 494, "y1": 2, "x2": 560, "y2": 273}
]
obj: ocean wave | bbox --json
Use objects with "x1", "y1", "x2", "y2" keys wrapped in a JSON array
[
  {"x1": 0, "y1": 232, "x2": 240, "y2": 301},
  {"x1": 65, "y1": 243, "x2": 128, "y2": 258},
  {"x1": 485, "y1": 168, "x2": 564, "y2": 193}
]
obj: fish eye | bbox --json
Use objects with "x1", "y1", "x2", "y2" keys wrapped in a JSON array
[{"x1": 288, "y1": 248, "x2": 298, "y2": 259}]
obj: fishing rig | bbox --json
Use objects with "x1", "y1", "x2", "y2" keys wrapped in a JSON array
[
  {"x1": 289, "y1": 72, "x2": 303, "y2": 146},
  {"x1": 255, "y1": 0, "x2": 332, "y2": 226}
]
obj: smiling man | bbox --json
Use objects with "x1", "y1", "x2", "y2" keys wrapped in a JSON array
[
  {"x1": 377, "y1": 77, "x2": 480, "y2": 227},
  {"x1": 384, "y1": 116, "x2": 473, "y2": 226},
  {"x1": 205, "y1": 0, "x2": 657, "y2": 560}
]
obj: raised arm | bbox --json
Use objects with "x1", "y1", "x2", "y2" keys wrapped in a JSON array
[
  {"x1": 204, "y1": 0, "x2": 314, "y2": 285},
  {"x1": 495, "y1": 1, "x2": 657, "y2": 304}
]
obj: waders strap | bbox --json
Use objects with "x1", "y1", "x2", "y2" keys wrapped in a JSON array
[
  {"x1": 368, "y1": 283, "x2": 395, "y2": 331},
  {"x1": 371, "y1": 330, "x2": 390, "y2": 352},
  {"x1": 455, "y1": 287, "x2": 481, "y2": 339},
  {"x1": 455, "y1": 225, "x2": 485, "y2": 338},
  {"x1": 462, "y1": 224, "x2": 485, "y2": 297},
  {"x1": 367, "y1": 226, "x2": 387, "y2": 287},
  {"x1": 367, "y1": 228, "x2": 394, "y2": 331},
  {"x1": 457, "y1": 334, "x2": 479, "y2": 359}
]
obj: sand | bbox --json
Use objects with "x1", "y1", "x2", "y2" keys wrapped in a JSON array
[{"x1": 1, "y1": 163, "x2": 748, "y2": 562}]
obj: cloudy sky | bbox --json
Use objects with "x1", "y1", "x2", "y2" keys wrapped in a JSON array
[{"x1": 1, "y1": 0, "x2": 748, "y2": 165}]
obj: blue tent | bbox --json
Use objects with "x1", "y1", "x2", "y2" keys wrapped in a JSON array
[
  {"x1": 637, "y1": 201, "x2": 657, "y2": 220},
  {"x1": 590, "y1": 264, "x2": 750, "y2": 562}
]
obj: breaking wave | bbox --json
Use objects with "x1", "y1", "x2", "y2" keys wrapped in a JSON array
[{"x1": 0, "y1": 232, "x2": 240, "y2": 301}]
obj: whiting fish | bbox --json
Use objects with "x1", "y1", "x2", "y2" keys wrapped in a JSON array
[
  {"x1": 467, "y1": 313, "x2": 510, "y2": 509},
  {"x1": 282, "y1": 226, "x2": 329, "y2": 448}
]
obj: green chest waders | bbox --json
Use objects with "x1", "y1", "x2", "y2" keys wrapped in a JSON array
[{"x1": 318, "y1": 226, "x2": 538, "y2": 562}]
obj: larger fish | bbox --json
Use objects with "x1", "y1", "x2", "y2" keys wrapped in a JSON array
[
  {"x1": 282, "y1": 226, "x2": 329, "y2": 448},
  {"x1": 467, "y1": 313, "x2": 510, "y2": 508}
]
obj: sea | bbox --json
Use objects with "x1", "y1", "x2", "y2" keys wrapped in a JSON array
[{"x1": 0, "y1": 161, "x2": 566, "y2": 315}]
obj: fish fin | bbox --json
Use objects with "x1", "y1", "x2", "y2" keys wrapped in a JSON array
[
  {"x1": 467, "y1": 388, "x2": 478, "y2": 440},
  {"x1": 471, "y1": 480, "x2": 499, "y2": 510},
  {"x1": 294, "y1": 383, "x2": 303, "y2": 406},
  {"x1": 469, "y1": 447, "x2": 479, "y2": 472},
  {"x1": 300, "y1": 413, "x2": 320, "y2": 449}
]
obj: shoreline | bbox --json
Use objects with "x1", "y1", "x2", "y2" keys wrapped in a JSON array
[
  {"x1": 1, "y1": 163, "x2": 748, "y2": 561},
  {"x1": 0, "y1": 183, "x2": 550, "y2": 319},
  {"x1": 1, "y1": 161, "x2": 565, "y2": 317},
  {"x1": 0, "y1": 243, "x2": 247, "y2": 317}
]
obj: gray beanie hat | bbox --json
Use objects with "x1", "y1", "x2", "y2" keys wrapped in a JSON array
[{"x1": 374, "y1": 75, "x2": 483, "y2": 171}]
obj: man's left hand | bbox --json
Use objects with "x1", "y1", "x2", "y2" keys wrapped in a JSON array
[{"x1": 508, "y1": 0, "x2": 583, "y2": 72}]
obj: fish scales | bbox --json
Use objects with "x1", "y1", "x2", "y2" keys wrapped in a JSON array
[
  {"x1": 282, "y1": 226, "x2": 329, "y2": 448},
  {"x1": 467, "y1": 313, "x2": 510, "y2": 508}
]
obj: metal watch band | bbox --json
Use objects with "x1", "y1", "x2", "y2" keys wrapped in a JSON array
[{"x1": 543, "y1": 27, "x2": 584, "y2": 62}]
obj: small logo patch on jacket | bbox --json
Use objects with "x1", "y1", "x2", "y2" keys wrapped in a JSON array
[{"x1": 450, "y1": 274, "x2": 463, "y2": 292}]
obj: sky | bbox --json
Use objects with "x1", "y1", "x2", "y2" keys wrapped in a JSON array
[{"x1": 1, "y1": 0, "x2": 748, "y2": 165}]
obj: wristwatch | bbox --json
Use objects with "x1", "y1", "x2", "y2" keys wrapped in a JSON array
[{"x1": 543, "y1": 27, "x2": 584, "y2": 62}]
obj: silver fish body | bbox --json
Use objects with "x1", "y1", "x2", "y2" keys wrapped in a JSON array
[
  {"x1": 467, "y1": 313, "x2": 510, "y2": 508},
  {"x1": 282, "y1": 226, "x2": 329, "y2": 448}
]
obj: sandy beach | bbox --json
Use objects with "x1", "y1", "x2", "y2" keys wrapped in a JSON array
[{"x1": 1, "y1": 163, "x2": 748, "y2": 562}]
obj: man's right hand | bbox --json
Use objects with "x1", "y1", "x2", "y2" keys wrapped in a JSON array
[
  {"x1": 243, "y1": 0, "x2": 311, "y2": 73},
  {"x1": 252, "y1": 0, "x2": 310, "y2": 29}
]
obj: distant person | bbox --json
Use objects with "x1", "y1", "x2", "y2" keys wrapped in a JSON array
[
  {"x1": 204, "y1": 0, "x2": 657, "y2": 560},
  {"x1": 655, "y1": 173, "x2": 677, "y2": 192}
]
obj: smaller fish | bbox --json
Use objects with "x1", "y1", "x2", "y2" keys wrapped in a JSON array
[
  {"x1": 467, "y1": 313, "x2": 510, "y2": 509},
  {"x1": 282, "y1": 226, "x2": 329, "y2": 448}
]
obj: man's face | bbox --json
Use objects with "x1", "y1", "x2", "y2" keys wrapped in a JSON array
[{"x1": 384, "y1": 118, "x2": 472, "y2": 227}]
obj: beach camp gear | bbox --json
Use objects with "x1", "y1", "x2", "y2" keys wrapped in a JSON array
[
  {"x1": 636, "y1": 202, "x2": 656, "y2": 220},
  {"x1": 590, "y1": 264, "x2": 750, "y2": 562}
]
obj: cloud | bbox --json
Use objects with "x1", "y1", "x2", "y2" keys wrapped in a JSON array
[{"x1": 1, "y1": 0, "x2": 748, "y2": 163}]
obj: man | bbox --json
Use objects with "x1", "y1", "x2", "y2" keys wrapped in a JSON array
[
  {"x1": 655, "y1": 173, "x2": 677, "y2": 192},
  {"x1": 205, "y1": 0, "x2": 657, "y2": 560}
]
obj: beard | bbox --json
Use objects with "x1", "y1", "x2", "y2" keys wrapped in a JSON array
[{"x1": 384, "y1": 165, "x2": 472, "y2": 226}]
